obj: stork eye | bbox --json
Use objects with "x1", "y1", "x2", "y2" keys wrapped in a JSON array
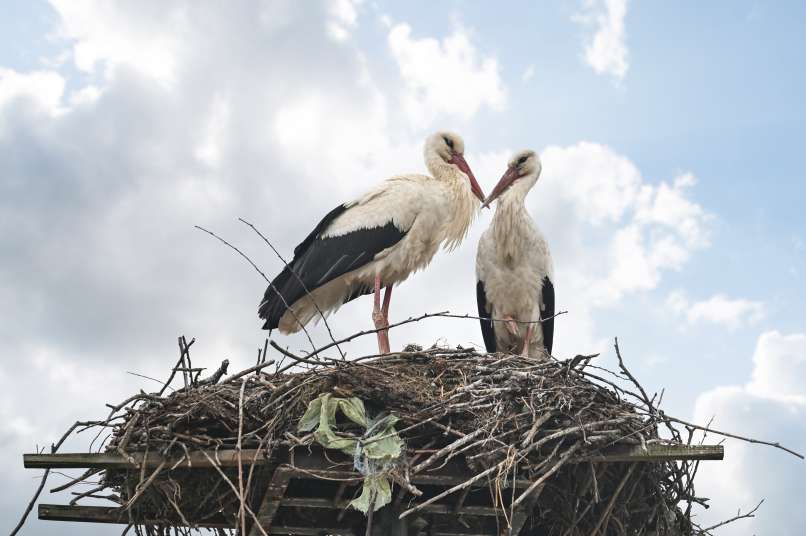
[
  {"x1": 517, "y1": 155, "x2": 528, "y2": 165},
  {"x1": 444, "y1": 136, "x2": 454, "y2": 149}
]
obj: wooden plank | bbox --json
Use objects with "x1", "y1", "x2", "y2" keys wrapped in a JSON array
[
  {"x1": 280, "y1": 449, "x2": 533, "y2": 488},
  {"x1": 38, "y1": 504, "x2": 230, "y2": 527},
  {"x1": 38, "y1": 504, "x2": 356, "y2": 534},
  {"x1": 505, "y1": 486, "x2": 543, "y2": 536},
  {"x1": 281, "y1": 497, "x2": 501, "y2": 517},
  {"x1": 24, "y1": 449, "x2": 269, "y2": 469},
  {"x1": 582, "y1": 444, "x2": 724, "y2": 463},
  {"x1": 249, "y1": 465, "x2": 292, "y2": 535},
  {"x1": 24, "y1": 444, "x2": 723, "y2": 471},
  {"x1": 271, "y1": 528, "x2": 354, "y2": 535}
]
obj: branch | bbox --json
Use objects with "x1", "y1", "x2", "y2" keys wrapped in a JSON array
[
  {"x1": 238, "y1": 217, "x2": 345, "y2": 359},
  {"x1": 701, "y1": 499, "x2": 764, "y2": 532},
  {"x1": 10, "y1": 420, "x2": 89, "y2": 535},
  {"x1": 194, "y1": 225, "x2": 319, "y2": 354},
  {"x1": 658, "y1": 414, "x2": 804, "y2": 460}
]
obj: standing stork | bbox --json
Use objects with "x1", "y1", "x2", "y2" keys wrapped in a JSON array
[
  {"x1": 475, "y1": 150, "x2": 555, "y2": 357},
  {"x1": 259, "y1": 131, "x2": 485, "y2": 354}
]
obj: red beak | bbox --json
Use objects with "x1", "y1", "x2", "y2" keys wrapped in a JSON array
[
  {"x1": 450, "y1": 153, "x2": 485, "y2": 203},
  {"x1": 482, "y1": 166, "x2": 519, "y2": 208}
]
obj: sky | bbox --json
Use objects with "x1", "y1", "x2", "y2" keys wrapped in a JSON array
[{"x1": 1, "y1": 1, "x2": 804, "y2": 534}]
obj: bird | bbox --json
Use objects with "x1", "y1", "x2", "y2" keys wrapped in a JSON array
[
  {"x1": 259, "y1": 131, "x2": 485, "y2": 354},
  {"x1": 475, "y1": 149, "x2": 555, "y2": 357}
]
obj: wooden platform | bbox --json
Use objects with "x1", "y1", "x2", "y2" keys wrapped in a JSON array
[{"x1": 26, "y1": 444, "x2": 723, "y2": 535}]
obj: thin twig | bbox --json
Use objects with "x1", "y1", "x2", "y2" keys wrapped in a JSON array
[
  {"x1": 194, "y1": 225, "x2": 318, "y2": 354},
  {"x1": 238, "y1": 217, "x2": 346, "y2": 359},
  {"x1": 701, "y1": 499, "x2": 764, "y2": 532}
]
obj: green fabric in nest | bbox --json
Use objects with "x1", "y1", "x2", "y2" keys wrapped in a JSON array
[{"x1": 297, "y1": 393, "x2": 404, "y2": 513}]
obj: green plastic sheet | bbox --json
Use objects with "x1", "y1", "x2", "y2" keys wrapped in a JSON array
[{"x1": 297, "y1": 393, "x2": 404, "y2": 513}]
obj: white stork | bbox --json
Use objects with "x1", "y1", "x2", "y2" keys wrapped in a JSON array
[
  {"x1": 475, "y1": 149, "x2": 555, "y2": 357},
  {"x1": 259, "y1": 131, "x2": 485, "y2": 354}
]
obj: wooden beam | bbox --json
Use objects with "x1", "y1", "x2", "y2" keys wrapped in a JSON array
[
  {"x1": 38, "y1": 504, "x2": 356, "y2": 534},
  {"x1": 38, "y1": 504, "x2": 230, "y2": 527},
  {"x1": 281, "y1": 497, "x2": 501, "y2": 517},
  {"x1": 581, "y1": 444, "x2": 723, "y2": 463},
  {"x1": 505, "y1": 485, "x2": 543, "y2": 536},
  {"x1": 270, "y1": 528, "x2": 354, "y2": 535},
  {"x1": 24, "y1": 444, "x2": 722, "y2": 471},
  {"x1": 24, "y1": 449, "x2": 269, "y2": 469},
  {"x1": 249, "y1": 465, "x2": 292, "y2": 535},
  {"x1": 452, "y1": 486, "x2": 472, "y2": 513}
]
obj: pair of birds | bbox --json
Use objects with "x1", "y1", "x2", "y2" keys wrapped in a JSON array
[{"x1": 258, "y1": 131, "x2": 554, "y2": 358}]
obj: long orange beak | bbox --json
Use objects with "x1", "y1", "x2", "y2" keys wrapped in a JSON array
[
  {"x1": 450, "y1": 153, "x2": 485, "y2": 203},
  {"x1": 482, "y1": 166, "x2": 519, "y2": 208}
]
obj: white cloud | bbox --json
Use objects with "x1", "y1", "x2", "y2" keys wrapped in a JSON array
[
  {"x1": 542, "y1": 141, "x2": 641, "y2": 224},
  {"x1": 538, "y1": 142, "x2": 711, "y2": 309},
  {"x1": 521, "y1": 64, "x2": 535, "y2": 82},
  {"x1": 326, "y1": 0, "x2": 361, "y2": 41},
  {"x1": 693, "y1": 331, "x2": 806, "y2": 534},
  {"x1": 667, "y1": 291, "x2": 766, "y2": 329},
  {"x1": 747, "y1": 331, "x2": 806, "y2": 403},
  {"x1": 388, "y1": 23, "x2": 506, "y2": 126},
  {"x1": 574, "y1": 0, "x2": 629, "y2": 80},
  {"x1": 68, "y1": 83, "x2": 103, "y2": 106},
  {"x1": 194, "y1": 92, "x2": 230, "y2": 167},
  {"x1": 0, "y1": 68, "x2": 66, "y2": 120},
  {"x1": 49, "y1": 0, "x2": 186, "y2": 85}
]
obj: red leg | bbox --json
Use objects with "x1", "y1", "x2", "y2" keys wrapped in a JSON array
[
  {"x1": 521, "y1": 324, "x2": 534, "y2": 356},
  {"x1": 382, "y1": 285, "x2": 393, "y2": 319},
  {"x1": 372, "y1": 275, "x2": 390, "y2": 354},
  {"x1": 502, "y1": 315, "x2": 519, "y2": 337},
  {"x1": 381, "y1": 284, "x2": 393, "y2": 352}
]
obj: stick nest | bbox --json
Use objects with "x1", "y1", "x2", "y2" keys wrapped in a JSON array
[{"x1": 74, "y1": 342, "x2": 726, "y2": 536}]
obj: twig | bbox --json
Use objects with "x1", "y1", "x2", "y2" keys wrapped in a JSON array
[
  {"x1": 436, "y1": 310, "x2": 568, "y2": 325},
  {"x1": 198, "y1": 359, "x2": 230, "y2": 385},
  {"x1": 510, "y1": 443, "x2": 580, "y2": 510},
  {"x1": 221, "y1": 359, "x2": 276, "y2": 383},
  {"x1": 159, "y1": 337, "x2": 195, "y2": 396},
  {"x1": 616, "y1": 338, "x2": 804, "y2": 459},
  {"x1": 659, "y1": 414, "x2": 804, "y2": 460},
  {"x1": 589, "y1": 464, "x2": 636, "y2": 536},
  {"x1": 123, "y1": 461, "x2": 166, "y2": 509},
  {"x1": 237, "y1": 378, "x2": 247, "y2": 534},
  {"x1": 411, "y1": 428, "x2": 486, "y2": 474},
  {"x1": 701, "y1": 499, "x2": 764, "y2": 532},
  {"x1": 238, "y1": 217, "x2": 346, "y2": 359},
  {"x1": 194, "y1": 225, "x2": 318, "y2": 354},
  {"x1": 10, "y1": 419, "x2": 88, "y2": 536},
  {"x1": 199, "y1": 451, "x2": 269, "y2": 536}
]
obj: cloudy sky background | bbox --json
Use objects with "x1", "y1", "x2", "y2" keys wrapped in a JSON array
[{"x1": 1, "y1": 1, "x2": 804, "y2": 534}]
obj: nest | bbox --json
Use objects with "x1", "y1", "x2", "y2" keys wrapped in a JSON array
[{"x1": 73, "y1": 340, "x2": 726, "y2": 536}]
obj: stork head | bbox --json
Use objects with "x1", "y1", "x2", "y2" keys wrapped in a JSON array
[
  {"x1": 482, "y1": 150, "x2": 541, "y2": 208},
  {"x1": 425, "y1": 131, "x2": 485, "y2": 202}
]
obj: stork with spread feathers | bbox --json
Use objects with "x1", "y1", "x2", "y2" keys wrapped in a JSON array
[
  {"x1": 259, "y1": 131, "x2": 485, "y2": 354},
  {"x1": 476, "y1": 150, "x2": 555, "y2": 357}
]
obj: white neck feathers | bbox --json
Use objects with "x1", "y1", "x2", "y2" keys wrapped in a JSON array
[
  {"x1": 491, "y1": 192, "x2": 531, "y2": 261},
  {"x1": 425, "y1": 153, "x2": 479, "y2": 251}
]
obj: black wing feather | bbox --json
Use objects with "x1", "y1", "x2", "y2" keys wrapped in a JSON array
[
  {"x1": 476, "y1": 280, "x2": 496, "y2": 353},
  {"x1": 540, "y1": 276, "x2": 555, "y2": 354},
  {"x1": 258, "y1": 204, "x2": 406, "y2": 330}
]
